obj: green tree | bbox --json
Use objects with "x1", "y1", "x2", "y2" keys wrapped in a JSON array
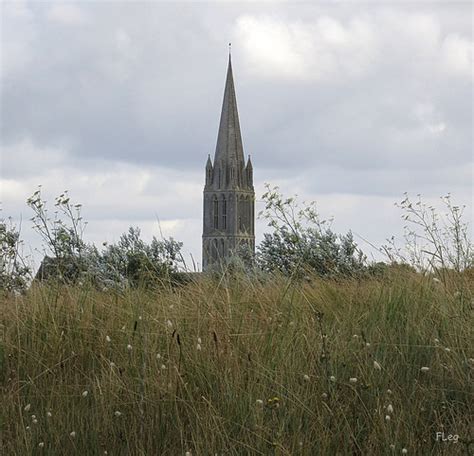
[
  {"x1": 0, "y1": 216, "x2": 31, "y2": 293},
  {"x1": 257, "y1": 185, "x2": 366, "y2": 277}
]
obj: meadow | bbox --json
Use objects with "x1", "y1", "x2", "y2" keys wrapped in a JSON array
[{"x1": 1, "y1": 270, "x2": 473, "y2": 455}]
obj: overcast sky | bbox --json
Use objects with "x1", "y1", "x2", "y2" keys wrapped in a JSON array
[{"x1": 1, "y1": 0, "x2": 472, "y2": 269}]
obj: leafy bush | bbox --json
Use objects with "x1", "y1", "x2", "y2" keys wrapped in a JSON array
[
  {"x1": 0, "y1": 216, "x2": 31, "y2": 293},
  {"x1": 257, "y1": 185, "x2": 366, "y2": 277},
  {"x1": 87, "y1": 227, "x2": 184, "y2": 289},
  {"x1": 29, "y1": 189, "x2": 184, "y2": 288}
]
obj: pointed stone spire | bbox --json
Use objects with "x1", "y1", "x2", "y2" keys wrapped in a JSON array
[
  {"x1": 246, "y1": 155, "x2": 253, "y2": 187},
  {"x1": 206, "y1": 154, "x2": 213, "y2": 168},
  {"x1": 246, "y1": 155, "x2": 253, "y2": 170},
  {"x1": 213, "y1": 54, "x2": 245, "y2": 169},
  {"x1": 205, "y1": 154, "x2": 213, "y2": 187},
  {"x1": 202, "y1": 52, "x2": 255, "y2": 271}
]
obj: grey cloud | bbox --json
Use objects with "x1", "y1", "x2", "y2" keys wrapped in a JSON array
[{"x1": 1, "y1": 1, "x2": 472, "y2": 266}]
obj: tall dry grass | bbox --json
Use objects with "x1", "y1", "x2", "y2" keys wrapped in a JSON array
[{"x1": 1, "y1": 271, "x2": 473, "y2": 455}]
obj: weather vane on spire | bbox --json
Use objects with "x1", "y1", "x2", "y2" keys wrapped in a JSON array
[{"x1": 228, "y1": 42, "x2": 232, "y2": 56}]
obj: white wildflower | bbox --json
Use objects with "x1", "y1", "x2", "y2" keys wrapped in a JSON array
[
  {"x1": 349, "y1": 377, "x2": 358, "y2": 384},
  {"x1": 389, "y1": 444, "x2": 395, "y2": 450},
  {"x1": 387, "y1": 389, "x2": 393, "y2": 395},
  {"x1": 469, "y1": 358, "x2": 474, "y2": 364},
  {"x1": 110, "y1": 362, "x2": 116, "y2": 368},
  {"x1": 82, "y1": 390, "x2": 88, "y2": 397},
  {"x1": 26, "y1": 426, "x2": 30, "y2": 431},
  {"x1": 402, "y1": 449, "x2": 408, "y2": 454},
  {"x1": 185, "y1": 452, "x2": 192, "y2": 456},
  {"x1": 114, "y1": 411, "x2": 122, "y2": 417},
  {"x1": 47, "y1": 411, "x2": 52, "y2": 418},
  {"x1": 321, "y1": 392, "x2": 328, "y2": 399},
  {"x1": 32, "y1": 418, "x2": 38, "y2": 424},
  {"x1": 366, "y1": 342, "x2": 371, "y2": 347},
  {"x1": 330, "y1": 376, "x2": 336, "y2": 382},
  {"x1": 31, "y1": 415, "x2": 36, "y2": 419},
  {"x1": 166, "y1": 320, "x2": 173, "y2": 328},
  {"x1": 303, "y1": 374, "x2": 310, "y2": 382},
  {"x1": 387, "y1": 404, "x2": 394, "y2": 414},
  {"x1": 24, "y1": 404, "x2": 31, "y2": 412},
  {"x1": 127, "y1": 344, "x2": 132, "y2": 351},
  {"x1": 106, "y1": 335, "x2": 111, "y2": 343},
  {"x1": 197, "y1": 337, "x2": 202, "y2": 344},
  {"x1": 161, "y1": 364, "x2": 167, "y2": 370},
  {"x1": 385, "y1": 415, "x2": 391, "y2": 421},
  {"x1": 38, "y1": 442, "x2": 45, "y2": 448},
  {"x1": 121, "y1": 325, "x2": 126, "y2": 331},
  {"x1": 256, "y1": 399, "x2": 263, "y2": 405},
  {"x1": 433, "y1": 277, "x2": 440, "y2": 283},
  {"x1": 373, "y1": 360, "x2": 382, "y2": 371},
  {"x1": 196, "y1": 344, "x2": 202, "y2": 351},
  {"x1": 156, "y1": 353, "x2": 161, "y2": 359},
  {"x1": 352, "y1": 335, "x2": 359, "y2": 339},
  {"x1": 70, "y1": 431, "x2": 76, "y2": 438},
  {"x1": 434, "y1": 338, "x2": 439, "y2": 344},
  {"x1": 445, "y1": 347, "x2": 451, "y2": 353},
  {"x1": 420, "y1": 366, "x2": 430, "y2": 372}
]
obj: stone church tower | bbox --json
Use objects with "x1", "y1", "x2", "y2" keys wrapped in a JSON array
[{"x1": 202, "y1": 54, "x2": 255, "y2": 271}]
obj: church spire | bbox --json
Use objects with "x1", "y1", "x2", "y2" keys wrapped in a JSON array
[
  {"x1": 202, "y1": 53, "x2": 255, "y2": 271},
  {"x1": 213, "y1": 52, "x2": 245, "y2": 169}
]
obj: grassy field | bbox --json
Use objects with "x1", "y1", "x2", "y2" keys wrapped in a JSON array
[{"x1": 1, "y1": 271, "x2": 473, "y2": 455}]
